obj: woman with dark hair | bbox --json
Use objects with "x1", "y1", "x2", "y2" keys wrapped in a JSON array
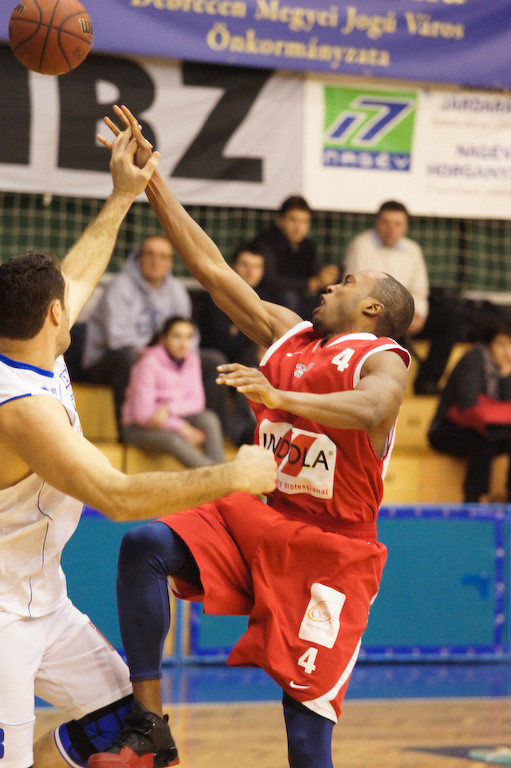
[
  {"x1": 121, "y1": 316, "x2": 225, "y2": 467},
  {"x1": 428, "y1": 319, "x2": 511, "y2": 502}
]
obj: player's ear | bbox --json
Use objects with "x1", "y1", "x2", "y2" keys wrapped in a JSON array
[
  {"x1": 362, "y1": 300, "x2": 384, "y2": 319},
  {"x1": 48, "y1": 298, "x2": 63, "y2": 326}
]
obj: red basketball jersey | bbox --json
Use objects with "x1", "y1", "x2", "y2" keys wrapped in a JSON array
[{"x1": 252, "y1": 322, "x2": 410, "y2": 531}]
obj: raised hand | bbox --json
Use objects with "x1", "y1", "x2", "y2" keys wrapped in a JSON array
[
  {"x1": 109, "y1": 123, "x2": 159, "y2": 198},
  {"x1": 216, "y1": 363, "x2": 281, "y2": 409},
  {"x1": 98, "y1": 104, "x2": 154, "y2": 169}
]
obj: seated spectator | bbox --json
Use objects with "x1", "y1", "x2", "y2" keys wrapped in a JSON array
[
  {"x1": 122, "y1": 316, "x2": 225, "y2": 468},
  {"x1": 248, "y1": 195, "x2": 339, "y2": 320},
  {"x1": 80, "y1": 234, "x2": 227, "y2": 431},
  {"x1": 428, "y1": 320, "x2": 511, "y2": 502},
  {"x1": 198, "y1": 245, "x2": 269, "y2": 368},
  {"x1": 344, "y1": 200, "x2": 464, "y2": 395},
  {"x1": 198, "y1": 246, "x2": 271, "y2": 445}
]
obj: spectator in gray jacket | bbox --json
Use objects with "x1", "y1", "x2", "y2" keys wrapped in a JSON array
[{"x1": 82, "y1": 234, "x2": 226, "y2": 432}]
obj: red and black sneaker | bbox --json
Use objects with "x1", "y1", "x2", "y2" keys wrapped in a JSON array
[{"x1": 87, "y1": 702, "x2": 179, "y2": 768}]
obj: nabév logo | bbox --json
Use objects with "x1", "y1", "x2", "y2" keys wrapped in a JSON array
[{"x1": 322, "y1": 85, "x2": 417, "y2": 172}]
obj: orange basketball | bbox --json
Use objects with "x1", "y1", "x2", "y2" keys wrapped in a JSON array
[{"x1": 9, "y1": 0, "x2": 93, "y2": 76}]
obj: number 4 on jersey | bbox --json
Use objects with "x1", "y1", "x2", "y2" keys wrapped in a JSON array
[
  {"x1": 298, "y1": 647, "x2": 318, "y2": 675},
  {"x1": 331, "y1": 348, "x2": 355, "y2": 372}
]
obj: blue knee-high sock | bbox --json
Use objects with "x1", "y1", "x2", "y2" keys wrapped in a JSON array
[
  {"x1": 283, "y1": 693, "x2": 334, "y2": 768},
  {"x1": 116, "y1": 522, "x2": 199, "y2": 681}
]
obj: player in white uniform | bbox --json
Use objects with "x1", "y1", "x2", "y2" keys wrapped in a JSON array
[{"x1": 0, "y1": 127, "x2": 277, "y2": 768}]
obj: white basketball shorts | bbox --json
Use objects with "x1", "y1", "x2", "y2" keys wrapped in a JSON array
[{"x1": 0, "y1": 599, "x2": 131, "y2": 768}]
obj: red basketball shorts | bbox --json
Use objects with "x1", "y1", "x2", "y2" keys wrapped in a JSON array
[{"x1": 159, "y1": 492, "x2": 386, "y2": 722}]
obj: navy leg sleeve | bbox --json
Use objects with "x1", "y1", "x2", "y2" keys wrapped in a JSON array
[
  {"x1": 116, "y1": 522, "x2": 200, "y2": 681},
  {"x1": 283, "y1": 693, "x2": 334, "y2": 768}
]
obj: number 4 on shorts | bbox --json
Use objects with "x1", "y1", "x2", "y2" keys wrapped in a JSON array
[{"x1": 298, "y1": 647, "x2": 318, "y2": 675}]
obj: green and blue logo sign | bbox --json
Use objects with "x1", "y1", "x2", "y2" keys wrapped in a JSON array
[{"x1": 323, "y1": 86, "x2": 417, "y2": 172}]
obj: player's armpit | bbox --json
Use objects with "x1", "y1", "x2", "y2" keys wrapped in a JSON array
[
  {"x1": 358, "y1": 350, "x2": 408, "y2": 398},
  {"x1": 356, "y1": 350, "x2": 409, "y2": 423},
  {"x1": 261, "y1": 301, "x2": 304, "y2": 344}
]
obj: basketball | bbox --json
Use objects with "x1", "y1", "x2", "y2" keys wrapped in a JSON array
[{"x1": 9, "y1": 0, "x2": 93, "y2": 76}]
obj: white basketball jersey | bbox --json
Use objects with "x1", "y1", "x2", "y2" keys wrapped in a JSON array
[{"x1": 0, "y1": 353, "x2": 83, "y2": 621}]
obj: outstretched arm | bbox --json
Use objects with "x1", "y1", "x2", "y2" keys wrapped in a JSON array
[
  {"x1": 0, "y1": 396, "x2": 277, "y2": 521},
  {"x1": 99, "y1": 106, "x2": 302, "y2": 349},
  {"x1": 217, "y1": 350, "x2": 408, "y2": 457},
  {"x1": 146, "y1": 169, "x2": 301, "y2": 347},
  {"x1": 62, "y1": 126, "x2": 160, "y2": 327}
]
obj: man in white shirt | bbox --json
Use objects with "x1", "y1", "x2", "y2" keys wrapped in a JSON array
[{"x1": 344, "y1": 200, "x2": 462, "y2": 395}]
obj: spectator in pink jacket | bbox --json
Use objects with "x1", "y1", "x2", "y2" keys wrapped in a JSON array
[{"x1": 122, "y1": 316, "x2": 225, "y2": 467}]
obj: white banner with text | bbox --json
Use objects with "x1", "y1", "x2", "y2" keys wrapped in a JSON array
[
  {"x1": 2, "y1": 42, "x2": 511, "y2": 219},
  {"x1": 0, "y1": 46, "x2": 303, "y2": 208},
  {"x1": 304, "y1": 78, "x2": 511, "y2": 219}
]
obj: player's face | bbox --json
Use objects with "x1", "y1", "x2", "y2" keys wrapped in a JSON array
[
  {"x1": 162, "y1": 321, "x2": 195, "y2": 361},
  {"x1": 375, "y1": 210, "x2": 408, "y2": 247},
  {"x1": 312, "y1": 272, "x2": 379, "y2": 336},
  {"x1": 234, "y1": 251, "x2": 265, "y2": 288},
  {"x1": 277, "y1": 209, "x2": 311, "y2": 246},
  {"x1": 488, "y1": 333, "x2": 511, "y2": 374},
  {"x1": 138, "y1": 237, "x2": 173, "y2": 287},
  {"x1": 56, "y1": 278, "x2": 71, "y2": 356}
]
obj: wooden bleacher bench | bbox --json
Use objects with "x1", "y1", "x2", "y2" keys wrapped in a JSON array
[
  {"x1": 73, "y1": 383, "x2": 118, "y2": 442},
  {"x1": 388, "y1": 338, "x2": 509, "y2": 501},
  {"x1": 124, "y1": 440, "x2": 238, "y2": 474},
  {"x1": 124, "y1": 446, "x2": 184, "y2": 474},
  {"x1": 395, "y1": 396, "x2": 437, "y2": 450},
  {"x1": 73, "y1": 382, "x2": 238, "y2": 475},
  {"x1": 384, "y1": 450, "x2": 509, "y2": 504},
  {"x1": 384, "y1": 451, "x2": 466, "y2": 503}
]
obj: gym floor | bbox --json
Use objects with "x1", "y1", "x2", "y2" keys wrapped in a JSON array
[{"x1": 35, "y1": 661, "x2": 511, "y2": 767}]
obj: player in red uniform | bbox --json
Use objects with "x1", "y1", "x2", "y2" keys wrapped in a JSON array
[{"x1": 88, "y1": 107, "x2": 414, "y2": 768}]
